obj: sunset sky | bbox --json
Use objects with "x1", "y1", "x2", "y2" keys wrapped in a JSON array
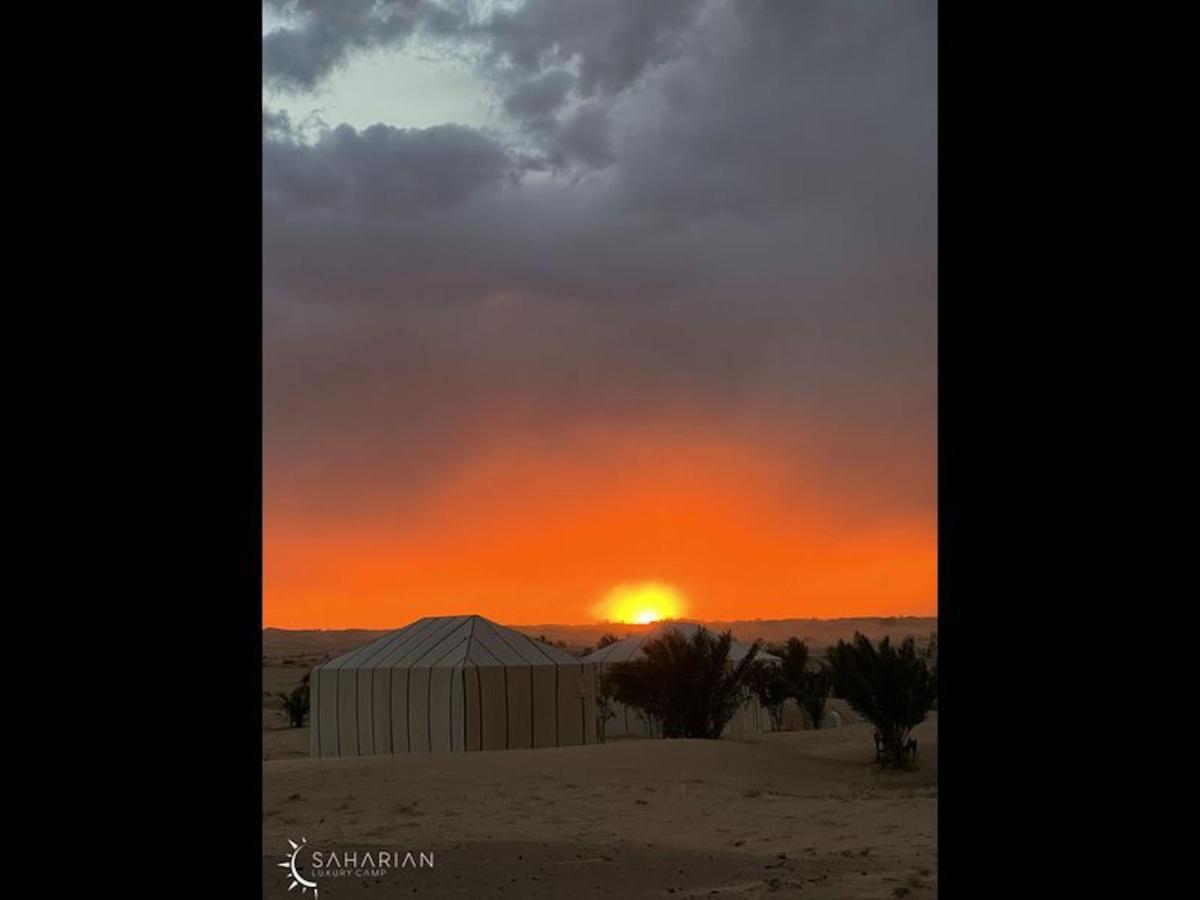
[{"x1": 262, "y1": 1, "x2": 937, "y2": 628}]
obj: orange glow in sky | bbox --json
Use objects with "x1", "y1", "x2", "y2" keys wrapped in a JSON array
[{"x1": 264, "y1": 428, "x2": 936, "y2": 628}]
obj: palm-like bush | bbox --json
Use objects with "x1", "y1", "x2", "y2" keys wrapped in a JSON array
[
  {"x1": 745, "y1": 661, "x2": 790, "y2": 731},
  {"x1": 277, "y1": 672, "x2": 310, "y2": 728},
  {"x1": 607, "y1": 627, "x2": 761, "y2": 739},
  {"x1": 767, "y1": 638, "x2": 831, "y2": 729},
  {"x1": 825, "y1": 633, "x2": 937, "y2": 766},
  {"x1": 797, "y1": 664, "x2": 832, "y2": 730}
]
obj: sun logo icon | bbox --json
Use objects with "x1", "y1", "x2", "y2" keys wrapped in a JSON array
[{"x1": 278, "y1": 837, "x2": 319, "y2": 897}]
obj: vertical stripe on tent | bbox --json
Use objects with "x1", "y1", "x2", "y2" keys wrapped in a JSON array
[
  {"x1": 384, "y1": 668, "x2": 393, "y2": 754},
  {"x1": 397, "y1": 671, "x2": 408, "y2": 750},
  {"x1": 427, "y1": 666, "x2": 462, "y2": 754},
  {"x1": 464, "y1": 663, "x2": 481, "y2": 751},
  {"x1": 449, "y1": 666, "x2": 462, "y2": 752},
  {"x1": 555, "y1": 665, "x2": 560, "y2": 747},
  {"x1": 503, "y1": 665, "x2": 510, "y2": 749},
  {"x1": 504, "y1": 666, "x2": 532, "y2": 750},
  {"x1": 356, "y1": 665, "x2": 373, "y2": 755},
  {"x1": 318, "y1": 666, "x2": 339, "y2": 757},
  {"x1": 530, "y1": 666, "x2": 556, "y2": 748},
  {"x1": 335, "y1": 669, "x2": 342, "y2": 756},
  {"x1": 476, "y1": 665, "x2": 484, "y2": 749},
  {"x1": 529, "y1": 667, "x2": 535, "y2": 749},
  {"x1": 372, "y1": 669, "x2": 391, "y2": 755},
  {"x1": 352, "y1": 669, "x2": 361, "y2": 755},
  {"x1": 409, "y1": 667, "x2": 432, "y2": 753},
  {"x1": 477, "y1": 667, "x2": 507, "y2": 751}
]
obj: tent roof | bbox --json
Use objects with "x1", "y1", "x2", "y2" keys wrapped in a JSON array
[
  {"x1": 584, "y1": 621, "x2": 764, "y2": 664},
  {"x1": 316, "y1": 615, "x2": 580, "y2": 670}
]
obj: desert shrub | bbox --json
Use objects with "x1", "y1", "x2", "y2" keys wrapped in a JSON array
[
  {"x1": 796, "y1": 664, "x2": 832, "y2": 729},
  {"x1": 606, "y1": 627, "x2": 761, "y2": 739},
  {"x1": 745, "y1": 661, "x2": 791, "y2": 731},
  {"x1": 597, "y1": 633, "x2": 621, "y2": 649},
  {"x1": 277, "y1": 672, "x2": 310, "y2": 728},
  {"x1": 765, "y1": 638, "x2": 831, "y2": 728},
  {"x1": 825, "y1": 633, "x2": 937, "y2": 767}
]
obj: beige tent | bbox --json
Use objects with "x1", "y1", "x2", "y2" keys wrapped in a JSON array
[
  {"x1": 586, "y1": 622, "x2": 774, "y2": 740},
  {"x1": 310, "y1": 615, "x2": 597, "y2": 757}
]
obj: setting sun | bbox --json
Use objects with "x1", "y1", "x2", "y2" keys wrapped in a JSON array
[{"x1": 595, "y1": 581, "x2": 687, "y2": 624}]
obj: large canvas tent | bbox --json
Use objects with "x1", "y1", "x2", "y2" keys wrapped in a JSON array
[
  {"x1": 587, "y1": 622, "x2": 775, "y2": 739},
  {"x1": 310, "y1": 615, "x2": 598, "y2": 757}
]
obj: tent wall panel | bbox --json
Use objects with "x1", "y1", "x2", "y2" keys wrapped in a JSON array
[
  {"x1": 505, "y1": 665, "x2": 534, "y2": 750},
  {"x1": 477, "y1": 665, "x2": 508, "y2": 750},
  {"x1": 428, "y1": 667, "x2": 455, "y2": 753},
  {"x1": 408, "y1": 667, "x2": 432, "y2": 753},
  {"x1": 372, "y1": 668, "x2": 392, "y2": 754},
  {"x1": 450, "y1": 666, "x2": 465, "y2": 752},
  {"x1": 556, "y1": 664, "x2": 585, "y2": 747},
  {"x1": 390, "y1": 668, "x2": 410, "y2": 753},
  {"x1": 531, "y1": 665, "x2": 558, "y2": 748},
  {"x1": 318, "y1": 666, "x2": 340, "y2": 756},
  {"x1": 464, "y1": 665, "x2": 481, "y2": 751},
  {"x1": 337, "y1": 669, "x2": 360, "y2": 755},
  {"x1": 356, "y1": 668, "x2": 375, "y2": 756}
]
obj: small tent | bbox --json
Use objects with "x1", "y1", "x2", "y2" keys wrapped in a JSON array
[
  {"x1": 310, "y1": 615, "x2": 597, "y2": 757},
  {"x1": 586, "y1": 622, "x2": 773, "y2": 740}
]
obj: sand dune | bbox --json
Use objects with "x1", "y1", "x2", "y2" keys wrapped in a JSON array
[{"x1": 263, "y1": 717, "x2": 937, "y2": 898}]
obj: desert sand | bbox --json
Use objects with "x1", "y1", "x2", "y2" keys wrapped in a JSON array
[
  {"x1": 263, "y1": 625, "x2": 936, "y2": 898},
  {"x1": 264, "y1": 718, "x2": 936, "y2": 899}
]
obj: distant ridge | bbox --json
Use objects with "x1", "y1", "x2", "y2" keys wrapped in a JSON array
[{"x1": 263, "y1": 616, "x2": 936, "y2": 663}]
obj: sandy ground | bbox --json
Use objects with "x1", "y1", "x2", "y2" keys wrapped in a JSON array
[{"x1": 263, "y1": 716, "x2": 936, "y2": 899}]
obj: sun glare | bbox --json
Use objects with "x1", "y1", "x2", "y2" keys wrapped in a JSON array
[{"x1": 596, "y1": 581, "x2": 686, "y2": 624}]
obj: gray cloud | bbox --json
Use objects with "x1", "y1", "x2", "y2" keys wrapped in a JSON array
[
  {"x1": 264, "y1": 120, "x2": 518, "y2": 218},
  {"x1": 481, "y1": 0, "x2": 706, "y2": 97},
  {"x1": 263, "y1": 0, "x2": 937, "y2": 516},
  {"x1": 501, "y1": 68, "x2": 576, "y2": 125}
]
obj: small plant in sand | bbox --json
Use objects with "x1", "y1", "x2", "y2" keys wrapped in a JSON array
[
  {"x1": 277, "y1": 672, "x2": 311, "y2": 728},
  {"x1": 606, "y1": 627, "x2": 761, "y2": 739},
  {"x1": 596, "y1": 633, "x2": 621, "y2": 649},
  {"x1": 825, "y1": 633, "x2": 937, "y2": 767}
]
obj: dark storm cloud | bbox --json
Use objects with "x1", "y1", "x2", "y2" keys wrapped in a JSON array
[
  {"x1": 262, "y1": 0, "x2": 937, "y2": 513},
  {"x1": 264, "y1": 121, "x2": 518, "y2": 217},
  {"x1": 480, "y1": 0, "x2": 706, "y2": 98},
  {"x1": 501, "y1": 69, "x2": 576, "y2": 125}
]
